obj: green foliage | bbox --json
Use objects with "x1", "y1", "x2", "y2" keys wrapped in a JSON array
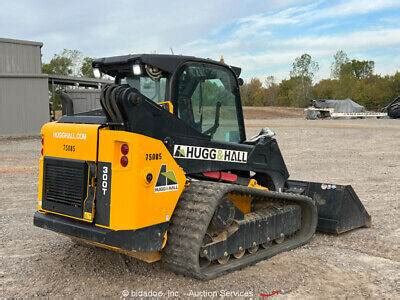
[
  {"x1": 340, "y1": 59, "x2": 374, "y2": 79},
  {"x1": 391, "y1": 72, "x2": 400, "y2": 96},
  {"x1": 81, "y1": 57, "x2": 94, "y2": 78},
  {"x1": 240, "y1": 51, "x2": 398, "y2": 110},
  {"x1": 240, "y1": 78, "x2": 265, "y2": 106},
  {"x1": 290, "y1": 53, "x2": 319, "y2": 80},
  {"x1": 42, "y1": 49, "x2": 398, "y2": 111},
  {"x1": 331, "y1": 50, "x2": 349, "y2": 79},
  {"x1": 313, "y1": 79, "x2": 339, "y2": 100},
  {"x1": 42, "y1": 55, "x2": 73, "y2": 75},
  {"x1": 42, "y1": 49, "x2": 82, "y2": 111},
  {"x1": 349, "y1": 75, "x2": 393, "y2": 109},
  {"x1": 287, "y1": 53, "x2": 319, "y2": 107},
  {"x1": 42, "y1": 49, "x2": 82, "y2": 76},
  {"x1": 277, "y1": 76, "x2": 302, "y2": 106},
  {"x1": 264, "y1": 76, "x2": 279, "y2": 106}
]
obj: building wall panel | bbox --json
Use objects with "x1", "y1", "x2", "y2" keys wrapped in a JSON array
[
  {"x1": 0, "y1": 76, "x2": 49, "y2": 136},
  {"x1": 0, "y1": 38, "x2": 43, "y2": 74}
]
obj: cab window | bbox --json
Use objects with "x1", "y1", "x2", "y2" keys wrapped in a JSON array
[
  {"x1": 121, "y1": 76, "x2": 167, "y2": 103},
  {"x1": 176, "y1": 63, "x2": 242, "y2": 142}
]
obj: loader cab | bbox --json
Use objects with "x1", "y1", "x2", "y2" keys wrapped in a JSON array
[{"x1": 93, "y1": 54, "x2": 246, "y2": 143}]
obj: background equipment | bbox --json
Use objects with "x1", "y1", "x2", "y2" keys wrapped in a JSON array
[{"x1": 383, "y1": 96, "x2": 400, "y2": 119}]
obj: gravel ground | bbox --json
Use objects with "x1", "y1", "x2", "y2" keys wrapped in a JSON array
[{"x1": 1, "y1": 118, "x2": 399, "y2": 298}]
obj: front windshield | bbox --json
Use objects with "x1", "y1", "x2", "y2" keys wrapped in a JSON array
[{"x1": 121, "y1": 76, "x2": 167, "y2": 103}]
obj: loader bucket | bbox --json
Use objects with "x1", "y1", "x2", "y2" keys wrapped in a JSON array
[{"x1": 286, "y1": 180, "x2": 371, "y2": 234}]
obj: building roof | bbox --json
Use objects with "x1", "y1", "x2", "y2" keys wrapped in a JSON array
[
  {"x1": 47, "y1": 74, "x2": 112, "y2": 88},
  {"x1": 0, "y1": 37, "x2": 43, "y2": 47}
]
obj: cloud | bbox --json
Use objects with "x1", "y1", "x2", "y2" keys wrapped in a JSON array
[
  {"x1": 276, "y1": 28, "x2": 400, "y2": 51},
  {"x1": 267, "y1": 0, "x2": 400, "y2": 28},
  {"x1": 0, "y1": 0, "x2": 398, "y2": 81},
  {"x1": 314, "y1": 0, "x2": 400, "y2": 18},
  {"x1": 179, "y1": 0, "x2": 400, "y2": 80},
  {"x1": 0, "y1": 0, "x2": 308, "y2": 60}
]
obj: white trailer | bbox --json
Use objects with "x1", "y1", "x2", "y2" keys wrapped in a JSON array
[{"x1": 304, "y1": 107, "x2": 387, "y2": 119}]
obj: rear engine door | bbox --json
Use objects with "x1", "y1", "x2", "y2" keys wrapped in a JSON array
[{"x1": 39, "y1": 122, "x2": 100, "y2": 222}]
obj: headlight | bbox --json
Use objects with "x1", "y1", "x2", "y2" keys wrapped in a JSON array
[
  {"x1": 132, "y1": 64, "x2": 142, "y2": 75},
  {"x1": 93, "y1": 68, "x2": 102, "y2": 79}
]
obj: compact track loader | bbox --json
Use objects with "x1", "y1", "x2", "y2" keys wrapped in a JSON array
[{"x1": 34, "y1": 54, "x2": 371, "y2": 279}]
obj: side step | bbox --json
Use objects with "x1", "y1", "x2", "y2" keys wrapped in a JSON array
[{"x1": 286, "y1": 180, "x2": 371, "y2": 234}]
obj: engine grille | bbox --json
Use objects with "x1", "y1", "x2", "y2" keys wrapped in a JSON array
[{"x1": 42, "y1": 157, "x2": 88, "y2": 218}]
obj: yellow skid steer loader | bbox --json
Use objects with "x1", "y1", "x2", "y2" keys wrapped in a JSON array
[{"x1": 34, "y1": 54, "x2": 370, "y2": 279}]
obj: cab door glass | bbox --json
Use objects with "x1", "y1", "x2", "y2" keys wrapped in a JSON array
[{"x1": 177, "y1": 64, "x2": 242, "y2": 142}]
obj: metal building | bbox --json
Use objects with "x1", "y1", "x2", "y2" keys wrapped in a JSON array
[{"x1": 0, "y1": 38, "x2": 49, "y2": 136}]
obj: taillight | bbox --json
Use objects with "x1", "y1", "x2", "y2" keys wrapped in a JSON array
[
  {"x1": 120, "y1": 156, "x2": 128, "y2": 167},
  {"x1": 121, "y1": 143, "x2": 129, "y2": 155}
]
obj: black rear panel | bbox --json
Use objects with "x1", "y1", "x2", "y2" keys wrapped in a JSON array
[{"x1": 42, "y1": 157, "x2": 88, "y2": 218}]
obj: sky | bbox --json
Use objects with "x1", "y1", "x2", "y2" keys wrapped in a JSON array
[{"x1": 1, "y1": 0, "x2": 399, "y2": 82}]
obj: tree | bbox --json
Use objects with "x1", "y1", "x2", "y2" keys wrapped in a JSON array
[
  {"x1": 42, "y1": 49, "x2": 82, "y2": 76},
  {"x1": 264, "y1": 76, "x2": 278, "y2": 106},
  {"x1": 289, "y1": 53, "x2": 319, "y2": 107},
  {"x1": 391, "y1": 72, "x2": 400, "y2": 98},
  {"x1": 313, "y1": 79, "x2": 339, "y2": 100},
  {"x1": 277, "y1": 76, "x2": 305, "y2": 107},
  {"x1": 42, "y1": 54, "x2": 73, "y2": 75},
  {"x1": 42, "y1": 49, "x2": 85, "y2": 111},
  {"x1": 290, "y1": 53, "x2": 319, "y2": 80},
  {"x1": 240, "y1": 78, "x2": 265, "y2": 106},
  {"x1": 349, "y1": 75, "x2": 392, "y2": 109},
  {"x1": 340, "y1": 59, "x2": 374, "y2": 80},
  {"x1": 331, "y1": 50, "x2": 349, "y2": 79},
  {"x1": 81, "y1": 57, "x2": 94, "y2": 78}
]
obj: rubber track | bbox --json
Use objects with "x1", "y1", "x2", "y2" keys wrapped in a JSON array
[{"x1": 162, "y1": 180, "x2": 317, "y2": 280}]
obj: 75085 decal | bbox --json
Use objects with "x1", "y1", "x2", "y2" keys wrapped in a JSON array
[
  {"x1": 63, "y1": 144, "x2": 75, "y2": 152},
  {"x1": 145, "y1": 153, "x2": 162, "y2": 161}
]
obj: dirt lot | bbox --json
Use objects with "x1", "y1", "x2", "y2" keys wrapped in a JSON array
[
  {"x1": 243, "y1": 106, "x2": 303, "y2": 119},
  {"x1": 1, "y1": 116, "x2": 399, "y2": 298}
]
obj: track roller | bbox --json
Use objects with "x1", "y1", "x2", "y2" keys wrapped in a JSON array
[{"x1": 248, "y1": 244, "x2": 259, "y2": 254}]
